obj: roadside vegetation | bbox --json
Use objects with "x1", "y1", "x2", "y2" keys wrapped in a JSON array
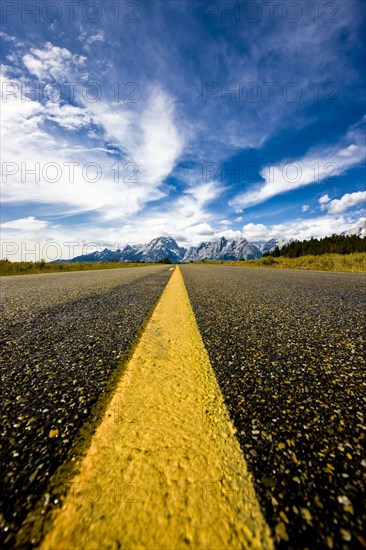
[
  {"x1": 263, "y1": 234, "x2": 366, "y2": 258},
  {"x1": 199, "y1": 235, "x2": 366, "y2": 272},
  {"x1": 0, "y1": 259, "x2": 161, "y2": 277},
  {"x1": 203, "y1": 253, "x2": 366, "y2": 272}
]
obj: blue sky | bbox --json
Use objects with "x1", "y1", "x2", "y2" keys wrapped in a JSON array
[{"x1": 1, "y1": 0, "x2": 365, "y2": 259}]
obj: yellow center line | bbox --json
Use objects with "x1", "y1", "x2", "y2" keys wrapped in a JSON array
[{"x1": 41, "y1": 266, "x2": 273, "y2": 550}]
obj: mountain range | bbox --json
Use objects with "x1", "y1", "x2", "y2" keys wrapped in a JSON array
[
  {"x1": 341, "y1": 217, "x2": 366, "y2": 238},
  {"x1": 69, "y1": 235, "x2": 263, "y2": 263},
  {"x1": 68, "y1": 218, "x2": 365, "y2": 263}
]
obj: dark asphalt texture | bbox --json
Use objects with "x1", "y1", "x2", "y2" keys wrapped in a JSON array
[
  {"x1": 0, "y1": 266, "x2": 172, "y2": 548},
  {"x1": 181, "y1": 265, "x2": 366, "y2": 550}
]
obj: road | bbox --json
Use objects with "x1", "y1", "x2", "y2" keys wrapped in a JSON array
[
  {"x1": 1, "y1": 264, "x2": 365, "y2": 549},
  {"x1": 181, "y1": 265, "x2": 366, "y2": 549},
  {"x1": 39, "y1": 267, "x2": 272, "y2": 550},
  {"x1": 0, "y1": 266, "x2": 172, "y2": 547}
]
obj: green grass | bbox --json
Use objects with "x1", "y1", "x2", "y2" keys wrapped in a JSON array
[
  {"x1": 3, "y1": 253, "x2": 365, "y2": 276},
  {"x1": 0, "y1": 260, "x2": 159, "y2": 277},
  {"x1": 199, "y1": 252, "x2": 366, "y2": 273}
]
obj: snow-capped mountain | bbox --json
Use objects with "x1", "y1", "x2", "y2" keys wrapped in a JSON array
[
  {"x1": 183, "y1": 236, "x2": 261, "y2": 261},
  {"x1": 132, "y1": 236, "x2": 187, "y2": 263},
  {"x1": 255, "y1": 237, "x2": 290, "y2": 254},
  {"x1": 341, "y1": 218, "x2": 366, "y2": 238},
  {"x1": 67, "y1": 219, "x2": 365, "y2": 263},
  {"x1": 70, "y1": 236, "x2": 261, "y2": 263},
  {"x1": 69, "y1": 244, "x2": 138, "y2": 263},
  {"x1": 70, "y1": 237, "x2": 186, "y2": 263}
]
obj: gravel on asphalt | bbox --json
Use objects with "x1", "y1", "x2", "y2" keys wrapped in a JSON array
[
  {"x1": 0, "y1": 266, "x2": 172, "y2": 547},
  {"x1": 181, "y1": 265, "x2": 366, "y2": 550}
]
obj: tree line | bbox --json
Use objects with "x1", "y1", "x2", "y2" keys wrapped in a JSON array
[{"x1": 263, "y1": 234, "x2": 366, "y2": 258}]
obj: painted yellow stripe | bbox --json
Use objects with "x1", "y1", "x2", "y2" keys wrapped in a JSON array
[{"x1": 41, "y1": 267, "x2": 273, "y2": 550}]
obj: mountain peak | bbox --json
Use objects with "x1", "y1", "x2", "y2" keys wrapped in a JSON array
[
  {"x1": 183, "y1": 236, "x2": 261, "y2": 261},
  {"x1": 67, "y1": 217, "x2": 365, "y2": 263},
  {"x1": 149, "y1": 235, "x2": 176, "y2": 244},
  {"x1": 342, "y1": 218, "x2": 366, "y2": 238}
]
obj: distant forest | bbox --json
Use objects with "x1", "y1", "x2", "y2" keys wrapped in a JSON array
[{"x1": 263, "y1": 234, "x2": 366, "y2": 258}]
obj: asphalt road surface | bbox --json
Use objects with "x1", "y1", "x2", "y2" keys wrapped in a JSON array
[
  {"x1": 0, "y1": 266, "x2": 172, "y2": 547},
  {"x1": 1, "y1": 264, "x2": 365, "y2": 549},
  {"x1": 181, "y1": 265, "x2": 366, "y2": 549}
]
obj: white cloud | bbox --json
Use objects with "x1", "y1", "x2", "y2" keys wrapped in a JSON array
[
  {"x1": 229, "y1": 123, "x2": 366, "y2": 209},
  {"x1": 185, "y1": 223, "x2": 214, "y2": 238},
  {"x1": 0, "y1": 179, "x2": 222, "y2": 259},
  {"x1": 319, "y1": 194, "x2": 331, "y2": 204},
  {"x1": 212, "y1": 229, "x2": 242, "y2": 241},
  {"x1": 1, "y1": 211, "x2": 363, "y2": 262},
  {"x1": 1, "y1": 216, "x2": 48, "y2": 231},
  {"x1": 23, "y1": 42, "x2": 86, "y2": 81},
  {"x1": 87, "y1": 32, "x2": 104, "y2": 45},
  {"x1": 0, "y1": 31, "x2": 20, "y2": 43},
  {"x1": 337, "y1": 144, "x2": 358, "y2": 157},
  {"x1": 1, "y1": 45, "x2": 186, "y2": 224},
  {"x1": 242, "y1": 223, "x2": 268, "y2": 240},
  {"x1": 324, "y1": 191, "x2": 366, "y2": 214},
  {"x1": 132, "y1": 90, "x2": 183, "y2": 187},
  {"x1": 78, "y1": 29, "x2": 105, "y2": 51},
  {"x1": 243, "y1": 215, "x2": 363, "y2": 242},
  {"x1": 45, "y1": 103, "x2": 94, "y2": 130},
  {"x1": 302, "y1": 204, "x2": 310, "y2": 212},
  {"x1": 84, "y1": 86, "x2": 184, "y2": 192},
  {"x1": 104, "y1": 181, "x2": 224, "y2": 247},
  {"x1": 0, "y1": 67, "x2": 49, "y2": 149}
]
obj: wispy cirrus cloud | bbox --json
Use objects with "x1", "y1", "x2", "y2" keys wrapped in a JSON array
[
  {"x1": 1, "y1": 43, "x2": 185, "y2": 221},
  {"x1": 1, "y1": 216, "x2": 48, "y2": 231},
  {"x1": 229, "y1": 123, "x2": 366, "y2": 210},
  {"x1": 78, "y1": 28, "x2": 105, "y2": 51},
  {"x1": 23, "y1": 42, "x2": 86, "y2": 81}
]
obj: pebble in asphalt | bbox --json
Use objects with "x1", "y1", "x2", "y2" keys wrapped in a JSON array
[
  {"x1": 0, "y1": 267, "x2": 172, "y2": 547},
  {"x1": 181, "y1": 265, "x2": 366, "y2": 550}
]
